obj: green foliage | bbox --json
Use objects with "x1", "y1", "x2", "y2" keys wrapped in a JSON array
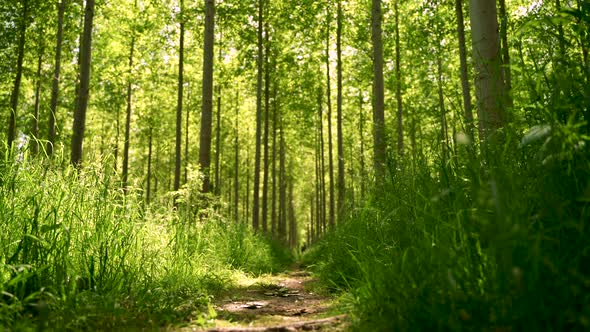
[
  {"x1": 0, "y1": 155, "x2": 290, "y2": 330},
  {"x1": 310, "y1": 119, "x2": 590, "y2": 330}
]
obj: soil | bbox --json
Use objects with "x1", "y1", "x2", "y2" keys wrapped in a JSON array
[{"x1": 181, "y1": 267, "x2": 348, "y2": 331}]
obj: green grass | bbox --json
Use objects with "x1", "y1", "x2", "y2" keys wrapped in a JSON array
[
  {"x1": 307, "y1": 122, "x2": 590, "y2": 331},
  {"x1": 0, "y1": 154, "x2": 292, "y2": 330}
]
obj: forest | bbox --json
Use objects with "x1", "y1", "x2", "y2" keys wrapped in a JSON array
[{"x1": 1, "y1": 0, "x2": 589, "y2": 330}]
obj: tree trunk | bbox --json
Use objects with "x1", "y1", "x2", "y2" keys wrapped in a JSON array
[
  {"x1": 271, "y1": 85, "x2": 278, "y2": 237},
  {"x1": 469, "y1": 0, "x2": 506, "y2": 140},
  {"x1": 498, "y1": 0, "x2": 513, "y2": 108},
  {"x1": 336, "y1": 0, "x2": 346, "y2": 224},
  {"x1": 371, "y1": 0, "x2": 387, "y2": 179},
  {"x1": 123, "y1": 35, "x2": 135, "y2": 190},
  {"x1": 234, "y1": 91, "x2": 240, "y2": 222},
  {"x1": 48, "y1": 0, "x2": 66, "y2": 156},
  {"x1": 214, "y1": 83, "x2": 221, "y2": 195},
  {"x1": 185, "y1": 84, "x2": 190, "y2": 183},
  {"x1": 318, "y1": 88, "x2": 327, "y2": 234},
  {"x1": 454, "y1": 0, "x2": 474, "y2": 137},
  {"x1": 147, "y1": 126, "x2": 153, "y2": 204},
  {"x1": 7, "y1": 0, "x2": 28, "y2": 152},
  {"x1": 358, "y1": 89, "x2": 365, "y2": 202},
  {"x1": 394, "y1": 0, "x2": 404, "y2": 157},
  {"x1": 262, "y1": 22, "x2": 271, "y2": 234},
  {"x1": 278, "y1": 108, "x2": 287, "y2": 243},
  {"x1": 325, "y1": 8, "x2": 335, "y2": 229},
  {"x1": 437, "y1": 54, "x2": 449, "y2": 164},
  {"x1": 174, "y1": 0, "x2": 184, "y2": 196},
  {"x1": 198, "y1": 0, "x2": 215, "y2": 192},
  {"x1": 252, "y1": 0, "x2": 264, "y2": 231},
  {"x1": 32, "y1": 31, "x2": 44, "y2": 155},
  {"x1": 70, "y1": 0, "x2": 95, "y2": 167}
]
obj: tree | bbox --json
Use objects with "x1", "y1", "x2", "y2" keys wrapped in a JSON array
[
  {"x1": 454, "y1": 0, "x2": 473, "y2": 137},
  {"x1": 252, "y1": 0, "x2": 264, "y2": 231},
  {"x1": 71, "y1": 0, "x2": 95, "y2": 167},
  {"x1": 7, "y1": 0, "x2": 28, "y2": 152},
  {"x1": 371, "y1": 0, "x2": 386, "y2": 179},
  {"x1": 174, "y1": 0, "x2": 185, "y2": 196},
  {"x1": 47, "y1": 0, "x2": 66, "y2": 156},
  {"x1": 198, "y1": 0, "x2": 215, "y2": 193},
  {"x1": 325, "y1": 6, "x2": 335, "y2": 229},
  {"x1": 394, "y1": 0, "x2": 403, "y2": 156},
  {"x1": 336, "y1": 0, "x2": 345, "y2": 222},
  {"x1": 469, "y1": 0, "x2": 505, "y2": 139}
]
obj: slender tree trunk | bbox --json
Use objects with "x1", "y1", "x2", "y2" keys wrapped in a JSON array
[
  {"x1": 315, "y1": 123, "x2": 321, "y2": 239},
  {"x1": 48, "y1": 0, "x2": 66, "y2": 156},
  {"x1": 185, "y1": 85, "x2": 190, "y2": 183},
  {"x1": 262, "y1": 22, "x2": 271, "y2": 233},
  {"x1": 336, "y1": 0, "x2": 346, "y2": 224},
  {"x1": 174, "y1": 0, "x2": 184, "y2": 196},
  {"x1": 358, "y1": 89, "x2": 365, "y2": 202},
  {"x1": 32, "y1": 31, "x2": 45, "y2": 155},
  {"x1": 271, "y1": 86, "x2": 278, "y2": 237},
  {"x1": 394, "y1": 0, "x2": 403, "y2": 156},
  {"x1": 114, "y1": 106, "x2": 120, "y2": 171},
  {"x1": 455, "y1": 0, "x2": 474, "y2": 136},
  {"x1": 325, "y1": 9, "x2": 335, "y2": 229},
  {"x1": 498, "y1": 0, "x2": 513, "y2": 108},
  {"x1": 7, "y1": 0, "x2": 28, "y2": 152},
  {"x1": 70, "y1": 0, "x2": 95, "y2": 167},
  {"x1": 288, "y1": 180, "x2": 296, "y2": 249},
  {"x1": 214, "y1": 83, "x2": 221, "y2": 194},
  {"x1": 469, "y1": 0, "x2": 506, "y2": 140},
  {"x1": 245, "y1": 149, "x2": 250, "y2": 224},
  {"x1": 437, "y1": 54, "x2": 449, "y2": 163},
  {"x1": 371, "y1": 0, "x2": 387, "y2": 179},
  {"x1": 278, "y1": 108, "x2": 287, "y2": 243},
  {"x1": 147, "y1": 126, "x2": 153, "y2": 204},
  {"x1": 234, "y1": 90, "x2": 240, "y2": 222},
  {"x1": 123, "y1": 35, "x2": 135, "y2": 190},
  {"x1": 198, "y1": 0, "x2": 215, "y2": 192},
  {"x1": 252, "y1": 0, "x2": 264, "y2": 231},
  {"x1": 318, "y1": 88, "x2": 327, "y2": 234}
]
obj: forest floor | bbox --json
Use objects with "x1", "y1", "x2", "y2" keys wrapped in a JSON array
[{"x1": 180, "y1": 266, "x2": 348, "y2": 331}]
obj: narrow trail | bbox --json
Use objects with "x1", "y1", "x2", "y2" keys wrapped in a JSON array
[{"x1": 185, "y1": 267, "x2": 348, "y2": 331}]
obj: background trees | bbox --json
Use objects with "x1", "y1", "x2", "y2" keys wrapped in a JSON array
[{"x1": 1, "y1": 0, "x2": 589, "y2": 327}]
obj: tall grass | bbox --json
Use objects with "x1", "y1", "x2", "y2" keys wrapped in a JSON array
[
  {"x1": 308, "y1": 120, "x2": 590, "y2": 330},
  {"x1": 0, "y1": 153, "x2": 291, "y2": 330}
]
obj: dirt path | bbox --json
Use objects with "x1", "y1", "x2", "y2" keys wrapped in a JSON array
[{"x1": 185, "y1": 268, "x2": 347, "y2": 331}]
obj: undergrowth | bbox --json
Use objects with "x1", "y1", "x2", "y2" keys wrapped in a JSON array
[
  {"x1": 0, "y1": 155, "x2": 291, "y2": 330},
  {"x1": 307, "y1": 120, "x2": 590, "y2": 331}
]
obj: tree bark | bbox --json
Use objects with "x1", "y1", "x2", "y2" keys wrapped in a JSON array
[
  {"x1": 318, "y1": 88, "x2": 327, "y2": 234},
  {"x1": 358, "y1": 89, "x2": 365, "y2": 202},
  {"x1": 469, "y1": 0, "x2": 506, "y2": 140},
  {"x1": 32, "y1": 31, "x2": 44, "y2": 155},
  {"x1": 174, "y1": 0, "x2": 184, "y2": 196},
  {"x1": 198, "y1": 0, "x2": 215, "y2": 192},
  {"x1": 278, "y1": 107, "x2": 287, "y2": 243},
  {"x1": 70, "y1": 0, "x2": 95, "y2": 167},
  {"x1": 48, "y1": 0, "x2": 66, "y2": 156},
  {"x1": 455, "y1": 0, "x2": 474, "y2": 137},
  {"x1": 146, "y1": 126, "x2": 153, "y2": 204},
  {"x1": 394, "y1": 0, "x2": 403, "y2": 156},
  {"x1": 214, "y1": 83, "x2": 221, "y2": 194},
  {"x1": 325, "y1": 7, "x2": 335, "y2": 229},
  {"x1": 498, "y1": 0, "x2": 513, "y2": 108},
  {"x1": 7, "y1": 0, "x2": 28, "y2": 152},
  {"x1": 262, "y1": 21, "x2": 271, "y2": 234},
  {"x1": 371, "y1": 0, "x2": 387, "y2": 179},
  {"x1": 271, "y1": 86, "x2": 278, "y2": 237},
  {"x1": 252, "y1": 0, "x2": 264, "y2": 231},
  {"x1": 122, "y1": 35, "x2": 135, "y2": 190},
  {"x1": 336, "y1": 0, "x2": 346, "y2": 224},
  {"x1": 234, "y1": 91, "x2": 240, "y2": 222}
]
